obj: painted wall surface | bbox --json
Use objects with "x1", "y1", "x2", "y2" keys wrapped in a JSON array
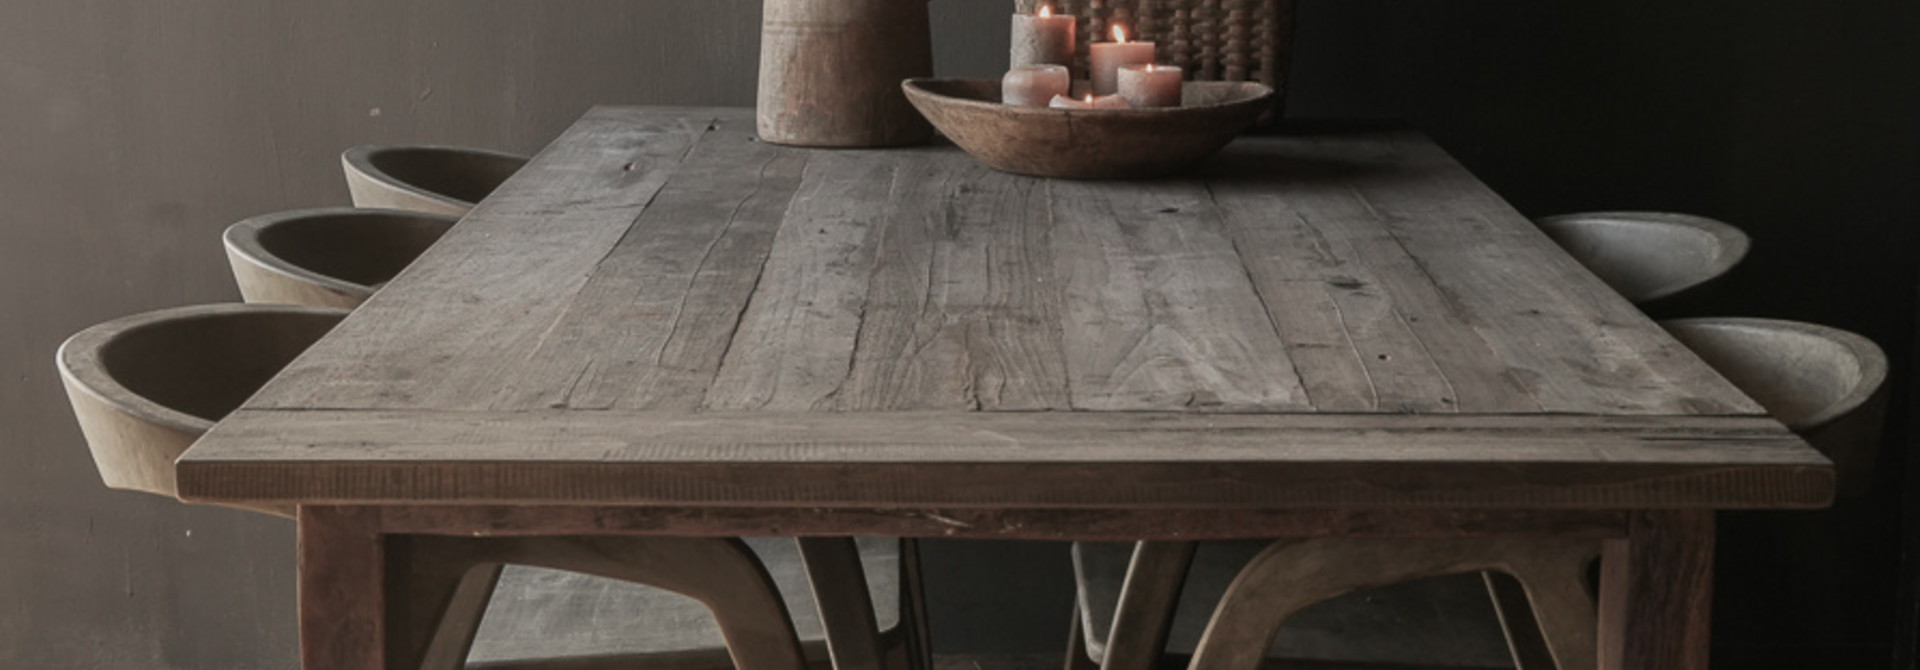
[{"x1": 2, "y1": 1, "x2": 1914, "y2": 668}]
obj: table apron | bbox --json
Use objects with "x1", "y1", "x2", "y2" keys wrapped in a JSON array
[{"x1": 346, "y1": 504, "x2": 1633, "y2": 540}]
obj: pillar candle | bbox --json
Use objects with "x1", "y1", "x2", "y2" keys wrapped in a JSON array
[
  {"x1": 1048, "y1": 93, "x2": 1133, "y2": 110},
  {"x1": 1117, "y1": 63, "x2": 1183, "y2": 108},
  {"x1": 1010, "y1": 5, "x2": 1076, "y2": 68},
  {"x1": 1089, "y1": 25, "x2": 1155, "y2": 96},
  {"x1": 1003, "y1": 65, "x2": 1072, "y2": 107}
]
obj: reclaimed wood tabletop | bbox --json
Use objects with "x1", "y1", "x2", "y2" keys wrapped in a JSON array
[{"x1": 175, "y1": 107, "x2": 1831, "y2": 670}]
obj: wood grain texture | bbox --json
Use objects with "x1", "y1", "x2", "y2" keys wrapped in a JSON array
[
  {"x1": 181, "y1": 107, "x2": 1827, "y2": 515},
  {"x1": 757, "y1": 0, "x2": 933, "y2": 147},
  {"x1": 247, "y1": 108, "x2": 721, "y2": 412},
  {"x1": 300, "y1": 506, "x2": 388, "y2": 670},
  {"x1": 1597, "y1": 511, "x2": 1714, "y2": 670}
]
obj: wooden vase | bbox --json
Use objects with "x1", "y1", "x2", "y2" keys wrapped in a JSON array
[{"x1": 756, "y1": 0, "x2": 934, "y2": 147}]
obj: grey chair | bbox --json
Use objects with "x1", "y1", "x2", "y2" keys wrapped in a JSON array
[
  {"x1": 342, "y1": 144, "x2": 530, "y2": 217},
  {"x1": 56, "y1": 303, "x2": 347, "y2": 518},
  {"x1": 57, "y1": 304, "x2": 896, "y2": 670},
  {"x1": 1535, "y1": 212, "x2": 1750, "y2": 318},
  {"x1": 224, "y1": 207, "x2": 458, "y2": 309},
  {"x1": 1663, "y1": 317, "x2": 1888, "y2": 497}
]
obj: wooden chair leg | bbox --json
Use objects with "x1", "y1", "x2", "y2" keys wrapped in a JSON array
[
  {"x1": 1102, "y1": 541, "x2": 1198, "y2": 670},
  {"x1": 1504, "y1": 546, "x2": 1602, "y2": 670},
  {"x1": 410, "y1": 561, "x2": 505, "y2": 670},
  {"x1": 409, "y1": 536, "x2": 810, "y2": 670},
  {"x1": 1486, "y1": 571, "x2": 1560, "y2": 670},
  {"x1": 799, "y1": 537, "x2": 888, "y2": 670},
  {"x1": 1065, "y1": 600, "x2": 1101, "y2": 670},
  {"x1": 1186, "y1": 537, "x2": 1601, "y2": 670}
]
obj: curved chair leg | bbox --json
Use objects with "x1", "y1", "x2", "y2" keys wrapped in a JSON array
[
  {"x1": 408, "y1": 536, "x2": 809, "y2": 670},
  {"x1": 1510, "y1": 549, "x2": 1602, "y2": 670},
  {"x1": 1487, "y1": 571, "x2": 1559, "y2": 670},
  {"x1": 1066, "y1": 600, "x2": 1101, "y2": 670},
  {"x1": 799, "y1": 537, "x2": 888, "y2": 670},
  {"x1": 1187, "y1": 538, "x2": 1600, "y2": 670},
  {"x1": 416, "y1": 563, "x2": 506, "y2": 670},
  {"x1": 1102, "y1": 541, "x2": 1198, "y2": 670}
]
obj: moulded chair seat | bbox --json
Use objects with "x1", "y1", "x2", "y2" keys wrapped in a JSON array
[
  {"x1": 1535, "y1": 212, "x2": 1750, "y2": 318},
  {"x1": 1662, "y1": 317, "x2": 1889, "y2": 496},
  {"x1": 342, "y1": 144, "x2": 530, "y2": 217},
  {"x1": 55, "y1": 303, "x2": 348, "y2": 517},
  {"x1": 224, "y1": 207, "x2": 458, "y2": 309}
]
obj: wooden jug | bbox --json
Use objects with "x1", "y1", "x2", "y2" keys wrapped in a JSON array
[{"x1": 757, "y1": 0, "x2": 933, "y2": 147}]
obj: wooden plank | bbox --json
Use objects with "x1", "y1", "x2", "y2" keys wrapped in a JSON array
[
  {"x1": 249, "y1": 107, "x2": 721, "y2": 411},
  {"x1": 490, "y1": 119, "x2": 805, "y2": 411},
  {"x1": 1202, "y1": 154, "x2": 1519, "y2": 414},
  {"x1": 179, "y1": 410, "x2": 1830, "y2": 509},
  {"x1": 1049, "y1": 178, "x2": 1312, "y2": 412},
  {"x1": 829, "y1": 151, "x2": 1072, "y2": 411},
  {"x1": 704, "y1": 148, "x2": 898, "y2": 410}
]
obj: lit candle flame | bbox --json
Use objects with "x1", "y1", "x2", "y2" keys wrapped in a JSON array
[
  {"x1": 1084, "y1": 94, "x2": 1094, "y2": 103},
  {"x1": 1112, "y1": 24, "x2": 1128, "y2": 42},
  {"x1": 1038, "y1": 4, "x2": 1052, "y2": 17}
]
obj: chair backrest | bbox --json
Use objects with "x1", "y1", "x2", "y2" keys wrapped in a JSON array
[
  {"x1": 56, "y1": 304, "x2": 349, "y2": 516},
  {"x1": 341, "y1": 144, "x2": 530, "y2": 217},
  {"x1": 1535, "y1": 212, "x2": 1749, "y2": 316},
  {"x1": 1662, "y1": 317, "x2": 1889, "y2": 496},
  {"x1": 224, "y1": 207, "x2": 458, "y2": 309}
]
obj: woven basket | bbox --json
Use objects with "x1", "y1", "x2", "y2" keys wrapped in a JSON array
[{"x1": 1014, "y1": 0, "x2": 1298, "y2": 118}]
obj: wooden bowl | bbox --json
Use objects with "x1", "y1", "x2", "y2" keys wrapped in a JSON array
[{"x1": 901, "y1": 78, "x2": 1273, "y2": 179}]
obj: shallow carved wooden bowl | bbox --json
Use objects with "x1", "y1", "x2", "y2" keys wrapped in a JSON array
[{"x1": 902, "y1": 78, "x2": 1274, "y2": 179}]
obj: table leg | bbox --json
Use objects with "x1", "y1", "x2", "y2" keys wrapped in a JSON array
[
  {"x1": 1598, "y1": 510, "x2": 1715, "y2": 670},
  {"x1": 299, "y1": 506, "x2": 390, "y2": 670}
]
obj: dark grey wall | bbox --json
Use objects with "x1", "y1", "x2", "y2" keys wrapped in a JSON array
[
  {"x1": 3, "y1": 1, "x2": 1913, "y2": 668},
  {"x1": 1282, "y1": 3, "x2": 1919, "y2": 667}
]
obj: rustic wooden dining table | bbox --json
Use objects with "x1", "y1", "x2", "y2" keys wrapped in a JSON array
[{"x1": 176, "y1": 106, "x2": 1833, "y2": 670}]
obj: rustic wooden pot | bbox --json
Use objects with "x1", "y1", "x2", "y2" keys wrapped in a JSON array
[
  {"x1": 757, "y1": 0, "x2": 933, "y2": 147},
  {"x1": 902, "y1": 78, "x2": 1272, "y2": 179}
]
